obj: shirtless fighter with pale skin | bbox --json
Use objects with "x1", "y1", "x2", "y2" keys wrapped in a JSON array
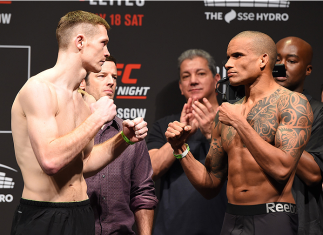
[
  {"x1": 10, "y1": 11, "x2": 147, "y2": 235},
  {"x1": 165, "y1": 31, "x2": 313, "y2": 235}
]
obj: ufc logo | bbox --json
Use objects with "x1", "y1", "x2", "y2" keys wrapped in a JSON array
[{"x1": 117, "y1": 64, "x2": 141, "y2": 84}]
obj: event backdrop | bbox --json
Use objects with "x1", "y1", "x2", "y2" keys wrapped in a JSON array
[{"x1": 1, "y1": 1, "x2": 323, "y2": 234}]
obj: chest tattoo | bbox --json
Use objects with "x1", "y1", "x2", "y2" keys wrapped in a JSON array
[{"x1": 246, "y1": 88, "x2": 281, "y2": 143}]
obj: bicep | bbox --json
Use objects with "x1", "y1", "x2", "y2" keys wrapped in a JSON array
[
  {"x1": 275, "y1": 93, "x2": 313, "y2": 161},
  {"x1": 20, "y1": 82, "x2": 59, "y2": 157}
]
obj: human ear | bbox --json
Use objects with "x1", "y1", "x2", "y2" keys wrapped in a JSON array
[
  {"x1": 75, "y1": 34, "x2": 85, "y2": 50},
  {"x1": 214, "y1": 73, "x2": 221, "y2": 83},
  {"x1": 179, "y1": 80, "x2": 184, "y2": 95},
  {"x1": 213, "y1": 73, "x2": 221, "y2": 90},
  {"x1": 79, "y1": 79, "x2": 87, "y2": 90},
  {"x1": 260, "y1": 53, "x2": 269, "y2": 69},
  {"x1": 306, "y1": 64, "x2": 312, "y2": 76}
]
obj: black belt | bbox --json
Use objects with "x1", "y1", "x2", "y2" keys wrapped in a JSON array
[{"x1": 226, "y1": 202, "x2": 297, "y2": 216}]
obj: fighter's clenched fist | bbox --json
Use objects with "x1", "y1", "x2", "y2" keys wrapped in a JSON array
[
  {"x1": 122, "y1": 117, "x2": 148, "y2": 143},
  {"x1": 165, "y1": 121, "x2": 191, "y2": 149},
  {"x1": 218, "y1": 102, "x2": 246, "y2": 127},
  {"x1": 90, "y1": 96, "x2": 117, "y2": 125}
]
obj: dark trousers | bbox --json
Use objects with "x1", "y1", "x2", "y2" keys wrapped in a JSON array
[
  {"x1": 11, "y1": 198, "x2": 95, "y2": 235},
  {"x1": 220, "y1": 203, "x2": 298, "y2": 235}
]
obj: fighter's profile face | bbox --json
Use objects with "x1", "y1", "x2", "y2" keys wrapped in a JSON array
[
  {"x1": 179, "y1": 56, "x2": 217, "y2": 101},
  {"x1": 85, "y1": 60, "x2": 117, "y2": 101},
  {"x1": 225, "y1": 37, "x2": 261, "y2": 86},
  {"x1": 82, "y1": 24, "x2": 110, "y2": 73},
  {"x1": 275, "y1": 38, "x2": 311, "y2": 92}
]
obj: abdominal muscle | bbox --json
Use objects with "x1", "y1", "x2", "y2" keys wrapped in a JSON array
[
  {"x1": 20, "y1": 149, "x2": 88, "y2": 202},
  {"x1": 225, "y1": 147, "x2": 295, "y2": 205}
]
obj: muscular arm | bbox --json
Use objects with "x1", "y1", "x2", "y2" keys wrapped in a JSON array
[
  {"x1": 134, "y1": 209, "x2": 154, "y2": 235},
  {"x1": 150, "y1": 99, "x2": 217, "y2": 181},
  {"x1": 296, "y1": 151, "x2": 321, "y2": 186},
  {"x1": 220, "y1": 92, "x2": 313, "y2": 184},
  {"x1": 21, "y1": 81, "x2": 108, "y2": 175},
  {"x1": 83, "y1": 132, "x2": 130, "y2": 178},
  {"x1": 84, "y1": 117, "x2": 148, "y2": 177},
  {"x1": 149, "y1": 143, "x2": 176, "y2": 181},
  {"x1": 168, "y1": 115, "x2": 227, "y2": 199}
]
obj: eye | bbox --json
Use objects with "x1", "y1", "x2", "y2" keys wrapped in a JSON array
[
  {"x1": 102, "y1": 41, "x2": 108, "y2": 47},
  {"x1": 97, "y1": 74, "x2": 105, "y2": 80},
  {"x1": 288, "y1": 60, "x2": 296, "y2": 64},
  {"x1": 232, "y1": 53, "x2": 242, "y2": 59}
]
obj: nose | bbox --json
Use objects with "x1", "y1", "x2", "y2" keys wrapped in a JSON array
[
  {"x1": 190, "y1": 74, "x2": 198, "y2": 85},
  {"x1": 225, "y1": 58, "x2": 232, "y2": 71},
  {"x1": 281, "y1": 59, "x2": 287, "y2": 70},
  {"x1": 104, "y1": 47, "x2": 110, "y2": 57},
  {"x1": 106, "y1": 75, "x2": 114, "y2": 86}
]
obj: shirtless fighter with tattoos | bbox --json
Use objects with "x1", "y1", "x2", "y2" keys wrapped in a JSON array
[
  {"x1": 10, "y1": 11, "x2": 148, "y2": 235},
  {"x1": 165, "y1": 31, "x2": 313, "y2": 235}
]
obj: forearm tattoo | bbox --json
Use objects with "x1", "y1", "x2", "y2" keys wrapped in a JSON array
[
  {"x1": 206, "y1": 113, "x2": 228, "y2": 180},
  {"x1": 206, "y1": 139, "x2": 228, "y2": 180}
]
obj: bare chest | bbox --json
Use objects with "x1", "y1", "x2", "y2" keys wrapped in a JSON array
[
  {"x1": 221, "y1": 98, "x2": 280, "y2": 150},
  {"x1": 55, "y1": 92, "x2": 91, "y2": 136}
]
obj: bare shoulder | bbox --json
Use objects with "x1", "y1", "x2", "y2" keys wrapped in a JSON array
[
  {"x1": 277, "y1": 87, "x2": 313, "y2": 123},
  {"x1": 18, "y1": 73, "x2": 58, "y2": 116}
]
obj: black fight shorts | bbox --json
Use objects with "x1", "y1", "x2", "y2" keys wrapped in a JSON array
[
  {"x1": 220, "y1": 202, "x2": 298, "y2": 235},
  {"x1": 11, "y1": 198, "x2": 95, "y2": 235}
]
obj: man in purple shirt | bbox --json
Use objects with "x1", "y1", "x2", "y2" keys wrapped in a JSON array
[{"x1": 80, "y1": 55, "x2": 158, "y2": 235}]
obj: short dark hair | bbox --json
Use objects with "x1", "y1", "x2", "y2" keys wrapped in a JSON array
[
  {"x1": 84, "y1": 55, "x2": 117, "y2": 84},
  {"x1": 105, "y1": 55, "x2": 117, "y2": 65}
]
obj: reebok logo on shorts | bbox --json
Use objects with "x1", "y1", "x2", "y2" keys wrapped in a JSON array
[{"x1": 266, "y1": 202, "x2": 297, "y2": 214}]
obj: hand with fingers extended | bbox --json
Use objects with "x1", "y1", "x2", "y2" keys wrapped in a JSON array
[
  {"x1": 191, "y1": 97, "x2": 217, "y2": 139},
  {"x1": 165, "y1": 121, "x2": 191, "y2": 150},
  {"x1": 122, "y1": 117, "x2": 148, "y2": 143},
  {"x1": 180, "y1": 98, "x2": 199, "y2": 135},
  {"x1": 90, "y1": 96, "x2": 117, "y2": 125}
]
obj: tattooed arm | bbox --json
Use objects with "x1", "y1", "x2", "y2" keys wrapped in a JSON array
[
  {"x1": 165, "y1": 114, "x2": 228, "y2": 199},
  {"x1": 219, "y1": 92, "x2": 313, "y2": 184}
]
